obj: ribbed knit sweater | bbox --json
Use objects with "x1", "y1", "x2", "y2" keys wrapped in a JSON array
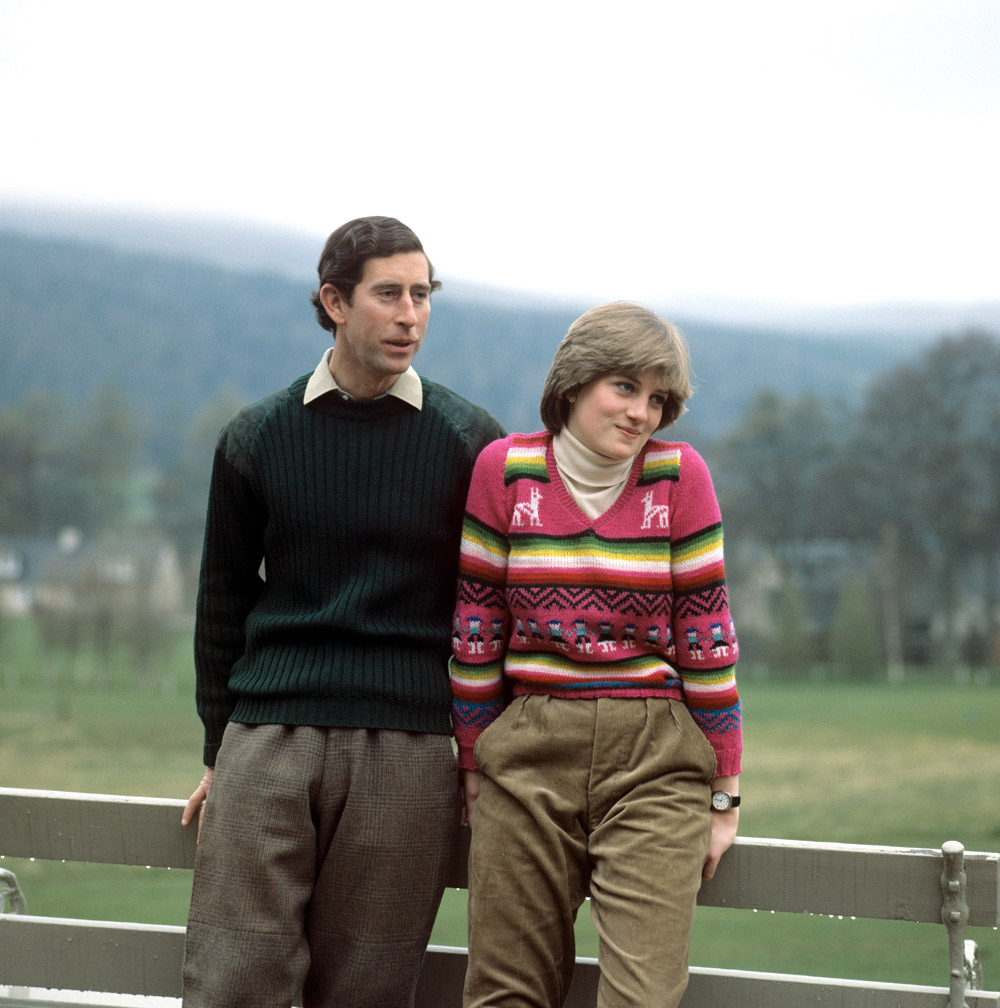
[
  {"x1": 194, "y1": 372, "x2": 505, "y2": 766},
  {"x1": 450, "y1": 432, "x2": 742, "y2": 776}
]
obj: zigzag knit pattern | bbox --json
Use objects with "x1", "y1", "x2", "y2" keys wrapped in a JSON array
[
  {"x1": 450, "y1": 432, "x2": 741, "y2": 775},
  {"x1": 505, "y1": 585, "x2": 670, "y2": 617}
]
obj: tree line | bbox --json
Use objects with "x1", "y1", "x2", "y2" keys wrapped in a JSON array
[
  {"x1": 1, "y1": 329, "x2": 998, "y2": 678},
  {"x1": 714, "y1": 329, "x2": 1000, "y2": 674}
]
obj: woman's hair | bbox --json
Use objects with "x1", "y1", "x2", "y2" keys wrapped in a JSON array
[
  {"x1": 539, "y1": 302, "x2": 693, "y2": 433},
  {"x1": 309, "y1": 216, "x2": 441, "y2": 334}
]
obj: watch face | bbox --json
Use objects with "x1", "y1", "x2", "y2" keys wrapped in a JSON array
[{"x1": 711, "y1": 791, "x2": 732, "y2": 811}]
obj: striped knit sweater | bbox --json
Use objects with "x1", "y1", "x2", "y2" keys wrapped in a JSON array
[
  {"x1": 194, "y1": 372, "x2": 505, "y2": 766},
  {"x1": 450, "y1": 432, "x2": 741, "y2": 776}
]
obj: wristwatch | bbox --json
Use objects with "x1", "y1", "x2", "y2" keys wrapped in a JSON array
[{"x1": 711, "y1": 790, "x2": 741, "y2": 812}]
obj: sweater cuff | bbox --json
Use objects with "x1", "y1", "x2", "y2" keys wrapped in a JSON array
[
  {"x1": 203, "y1": 739, "x2": 223, "y2": 767},
  {"x1": 712, "y1": 741, "x2": 742, "y2": 778}
]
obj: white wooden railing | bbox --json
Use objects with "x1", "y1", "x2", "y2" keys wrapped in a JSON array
[{"x1": 1, "y1": 787, "x2": 998, "y2": 1007}]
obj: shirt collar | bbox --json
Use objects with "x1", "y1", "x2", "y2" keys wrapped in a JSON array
[{"x1": 303, "y1": 348, "x2": 423, "y2": 410}]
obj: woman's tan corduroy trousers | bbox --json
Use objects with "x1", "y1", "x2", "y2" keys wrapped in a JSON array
[{"x1": 464, "y1": 696, "x2": 715, "y2": 1008}]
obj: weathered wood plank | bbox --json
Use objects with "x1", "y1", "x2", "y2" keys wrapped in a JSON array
[
  {"x1": 4, "y1": 919, "x2": 1000, "y2": 1007},
  {"x1": 417, "y1": 950, "x2": 1000, "y2": 1008},
  {"x1": 682, "y1": 967, "x2": 1000, "y2": 1007},
  {"x1": 0, "y1": 995, "x2": 172, "y2": 1008},
  {"x1": 0, "y1": 916, "x2": 185, "y2": 997},
  {"x1": 416, "y1": 950, "x2": 1000, "y2": 1008},
  {"x1": 0, "y1": 788, "x2": 196, "y2": 870},
  {"x1": 700, "y1": 836, "x2": 1000, "y2": 927},
  {"x1": 3, "y1": 788, "x2": 999, "y2": 1008},
  {"x1": 3, "y1": 790, "x2": 998, "y2": 927}
]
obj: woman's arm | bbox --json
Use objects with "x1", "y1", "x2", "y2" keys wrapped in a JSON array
[
  {"x1": 703, "y1": 773, "x2": 740, "y2": 880},
  {"x1": 450, "y1": 439, "x2": 513, "y2": 772}
]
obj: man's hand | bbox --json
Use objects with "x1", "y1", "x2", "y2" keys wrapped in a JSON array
[
  {"x1": 460, "y1": 768, "x2": 482, "y2": 826},
  {"x1": 181, "y1": 767, "x2": 214, "y2": 839}
]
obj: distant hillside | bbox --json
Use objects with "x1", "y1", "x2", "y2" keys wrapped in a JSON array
[
  {"x1": 0, "y1": 228, "x2": 929, "y2": 462},
  {"x1": 6, "y1": 201, "x2": 998, "y2": 338}
]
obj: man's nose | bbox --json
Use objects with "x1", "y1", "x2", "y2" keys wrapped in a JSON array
[{"x1": 397, "y1": 297, "x2": 419, "y2": 326}]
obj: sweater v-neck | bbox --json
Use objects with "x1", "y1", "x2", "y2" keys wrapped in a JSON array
[{"x1": 546, "y1": 434, "x2": 646, "y2": 531}]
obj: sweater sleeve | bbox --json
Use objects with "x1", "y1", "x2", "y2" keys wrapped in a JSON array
[
  {"x1": 669, "y1": 446, "x2": 742, "y2": 777},
  {"x1": 450, "y1": 438, "x2": 512, "y2": 770},
  {"x1": 193, "y1": 430, "x2": 267, "y2": 766}
]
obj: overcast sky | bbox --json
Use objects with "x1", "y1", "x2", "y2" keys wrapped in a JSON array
[{"x1": 1, "y1": 0, "x2": 997, "y2": 311}]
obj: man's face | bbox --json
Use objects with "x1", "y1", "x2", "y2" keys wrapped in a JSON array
[{"x1": 321, "y1": 251, "x2": 432, "y2": 399}]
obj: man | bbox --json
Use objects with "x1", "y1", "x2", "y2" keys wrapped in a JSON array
[{"x1": 180, "y1": 216, "x2": 505, "y2": 1008}]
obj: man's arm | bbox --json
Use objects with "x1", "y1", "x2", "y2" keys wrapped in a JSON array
[{"x1": 194, "y1": 438, "x2": 267, "y2": 765}]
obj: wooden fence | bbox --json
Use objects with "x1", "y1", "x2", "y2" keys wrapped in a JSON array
[{"x1": 1, "y1": 787, "x2": 998, "y2": 1007}]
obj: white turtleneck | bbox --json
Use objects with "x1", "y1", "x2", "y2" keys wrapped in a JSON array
[{"x1": 552, "y1": 426, "x2": 636, "y2": 520}]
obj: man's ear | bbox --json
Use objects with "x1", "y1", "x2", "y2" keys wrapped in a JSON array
[{"x1": 319, "y1": 283, "x2": 348, "y2": 327}]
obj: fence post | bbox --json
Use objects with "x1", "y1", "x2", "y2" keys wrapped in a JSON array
[
  {"x1": 0, "y1": 869, "x2": 26, "y2": 916},
  {"x1": 942, "y1": 840, "x2": 970, "y2": 1008}
]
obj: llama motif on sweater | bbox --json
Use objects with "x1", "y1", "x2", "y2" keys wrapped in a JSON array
[{"x1": 450, "y1": 432, "x2": 741, "y2": 776}]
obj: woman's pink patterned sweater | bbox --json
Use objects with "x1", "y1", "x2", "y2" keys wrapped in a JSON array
[{"x1": 450, "y1": 432, "x2": 742, "y2": 776}]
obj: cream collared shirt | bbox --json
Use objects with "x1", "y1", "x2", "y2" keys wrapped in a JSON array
[{"x1": 303, "y1": 348, "x2": 423, "y2": 410}]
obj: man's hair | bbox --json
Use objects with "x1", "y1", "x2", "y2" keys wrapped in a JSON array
[
  {"x1": 539, "y1": 302, "x2": 693, "y2": 434},
  {"x1": 309, "y1": 216, "x2": 442, "y2": 334}
]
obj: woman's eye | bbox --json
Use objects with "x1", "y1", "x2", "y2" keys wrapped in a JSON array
[{"x1": 651, "y1": 394, "x2": 667, "y2": 408}]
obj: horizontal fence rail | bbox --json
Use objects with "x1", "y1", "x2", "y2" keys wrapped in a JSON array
[
  {"x1": 2, "y1": 787, "x2": 999, "y2": 1007},
  {"x1": 0, "y1": 788, "x2": 197, "y2": 869}
]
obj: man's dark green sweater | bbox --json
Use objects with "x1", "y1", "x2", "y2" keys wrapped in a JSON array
[{"x1": 194, "y1": 372, "x2": 505, "y2": 766}]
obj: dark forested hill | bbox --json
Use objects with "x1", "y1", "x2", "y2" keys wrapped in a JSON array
[{"x1": 0, "y1": 229, "x2": 923, "y2": 461}]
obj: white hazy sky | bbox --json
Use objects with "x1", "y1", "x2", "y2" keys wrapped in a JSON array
[{"x1": 1, "y1": 0, "x2": 998, "y2": 310}]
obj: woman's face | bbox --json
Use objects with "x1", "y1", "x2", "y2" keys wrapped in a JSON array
[{"x1": 566, "y1": 369, "x2": 668, "y2": 461}]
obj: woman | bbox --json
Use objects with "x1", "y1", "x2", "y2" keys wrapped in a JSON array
[{"x1": 450, "y1": 302, "x2": 742, "y2": 1008}]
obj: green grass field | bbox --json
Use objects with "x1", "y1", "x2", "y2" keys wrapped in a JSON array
[{"x1": 2, "y1": 648, "x2": 998, "y2": 989}]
